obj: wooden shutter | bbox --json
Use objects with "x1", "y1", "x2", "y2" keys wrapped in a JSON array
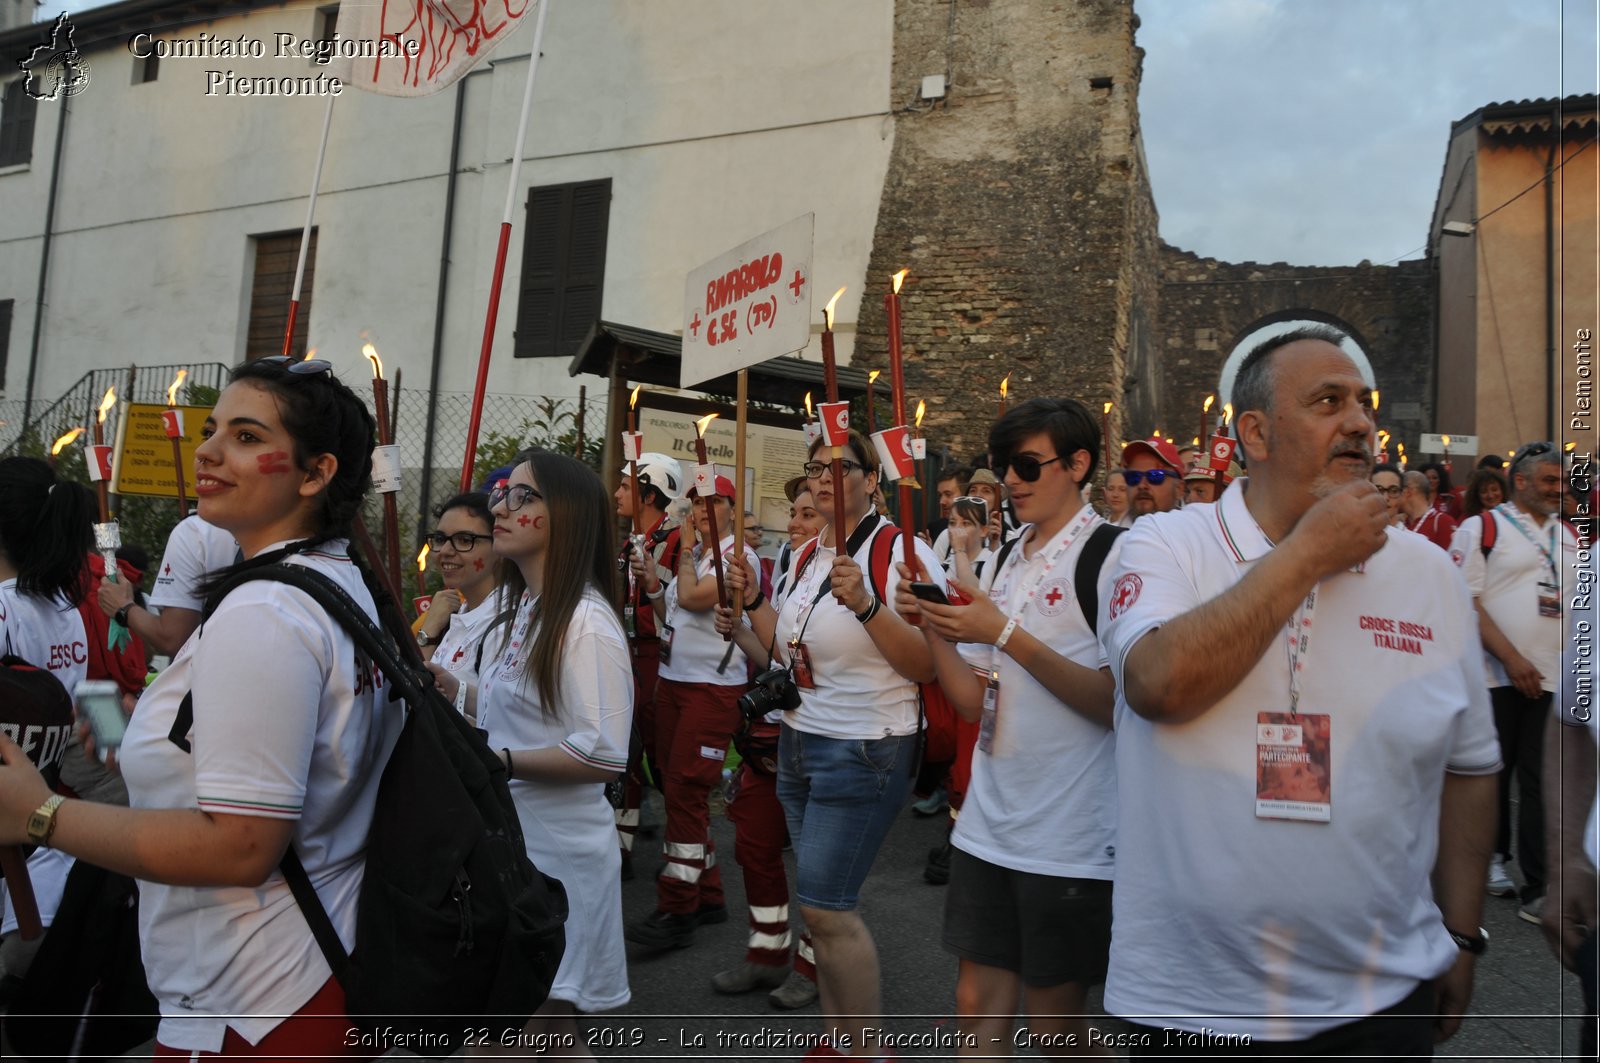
[
  {"x1": 514, "y1": 179, "x2": 610, "y2": 358},
  {"x1": 0, "y1": 299, "x2": 12, "y2": 390},
  {"x1": 245, "y1": 230, "x2": 317, "y2": 361},
  {"x1": 0, "y1": 81, "x2": 37, "y2": 168}
]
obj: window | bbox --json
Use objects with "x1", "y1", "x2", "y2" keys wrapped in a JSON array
[
  {"x1": 313, "y1": 6, "x2": 339, "y2": 66},
  {"x1": 245, "y1": 230, "x2": 318, "y2": 361},
  {"x1": 133, "y1": 52, "x2": 159, "y2": 84},
  {"x1": 0, "y1": 299, "x2": 12, "y2": 390},
  {"x1": 513, "y1": 179, "x2": 610, "y2": 359},
  {"x1": 0, "y1": 80, "x2": 37, "y2": 167}
]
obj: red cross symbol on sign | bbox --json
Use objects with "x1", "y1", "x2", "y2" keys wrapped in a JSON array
[
  {"x1": 789, "y1": 270, "x2": 806, "y2": 299},
  {"x1": 690, "y1": 313, "x2": 702, "y2": 337},
  {"x1": 164, "y1": 564, "x2": 172, "y2": 575},
  {"x1": 1044, "y1": 587, "x2": 1065, "y2": 607}
]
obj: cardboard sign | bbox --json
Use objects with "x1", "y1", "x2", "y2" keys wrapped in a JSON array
[
  {"x1": 1420, "y1": 433, "x2": 1478, "y2": 454},
  {"x1": 681, "y1": 214, "x2": 815, "y2": 388},
  {"x1": 110, "y1": 402, "x2": 212, "y2": 498}
]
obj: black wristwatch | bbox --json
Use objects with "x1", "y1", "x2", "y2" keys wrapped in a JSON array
[
  {"x1": 1446, "y1": 925, "x2": 1489, "y2": 954},
  {"x1": 113, "y1": 604, "x2": 133, "y2": 628}
]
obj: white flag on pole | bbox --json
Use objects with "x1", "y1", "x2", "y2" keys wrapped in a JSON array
[{"x1": 331, "y1": 0, "x2": 537, "y2": 97}]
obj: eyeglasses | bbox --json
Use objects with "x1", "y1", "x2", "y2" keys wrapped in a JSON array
[
  {"x1": 488, "y1": 484, "x2": 543, "y2": 512},
  {"x1": 1373, "y1": 485, "x2": 1402, "y2": 497},
  {"x1": 256, "y1": 355, "x2": 334, "y2": 378},
  {"x1": 997, "y1": 455, "x2": 1061, "y2": 482},
  {"x1": 426, "y1": 531, "x2": 494, "y2": 551},
  {"x1": 1511, "y1": 441, "x2": 1555, "y2": 467},
  {"x1": 803, "y1": 459, "x2": 865, "y2": 480},
  {"x1": 1122, "y1": 468, "x2": 1175, "y2": 486}
]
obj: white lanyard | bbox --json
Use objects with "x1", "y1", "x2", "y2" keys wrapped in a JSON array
[
  {"x1": 1496, "y1": 504, "x2": 1560, "y2": 580},
  {"x1": 993, "y1": 508, "x2": 1099, "y2": 650},
  {"x1": 1285, "y1": 584, "x2": 1318, "y2": 714}
]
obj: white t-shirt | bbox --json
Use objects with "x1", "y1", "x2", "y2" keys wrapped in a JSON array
[
  {"x1": 1452, "y1": 503, "x2": 1579, "y2": 692},
  {"x1": 953, "y1": 512, "x2": 1119, "y2": 879},
  {"x1": 478, "y1": 587, "x2": 632, "y2": 1012},
  {"x1": 772, "y1": 516, "x2": 946, "y2": 739},
  {"x1": 658, "y1": 535, "x2": 760, "y2": 686},
  {"x1": 119, "y1": 543, "x2": 402, "y2": 1053},
  {"x1": 149, "y1": 516, "x2": 238, "y2": 611},
  {"x1": 432, "y1": 593, "x2": 499, "y2": 699},
  {"x1": 0, "y1": 580, "x2": 88, "y2": 935},
  {"x1": 1099, "y1": 482, "x2": 1502, "y2": 1040}
]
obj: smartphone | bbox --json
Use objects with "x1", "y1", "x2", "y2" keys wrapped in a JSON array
[
  {"x1": 74, "y1": 680, "x2": 127, "y2": 763},
  {"x1": 909, "y1": 582, "x2": 951, "y2": 606}
]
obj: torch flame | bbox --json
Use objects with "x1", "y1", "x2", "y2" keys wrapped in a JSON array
[
  {"x1": 1204, "y1": 394, "x2": 1215, "y2": 413},
  {"x1": 417, "y1": 543, "x2": 430, "y2": 572},
  {"x1": 1222, "y1": 403, "x2": 1234, "y2": 426},
  {"x1": 97, "y1": 387, "x2": 117, "y2": 424},
  {"x1": 868, "y1": 369, "x2": 880, "y2": 385},
  {"x1": 695, "y1": 413, "x2": 719, "y2": 436},
  {"x1": 166, "y1": 369, "x2": 188, "y2": 406},
  {"x1": 915, "y1": 400, "x2": 926, "y2": 428},
  {"x1": 1103, "y1": 401, "x2": 1113, "y2": 414},
  {"x1": 51, "y1": 427, "x2": 85, "y2": 455},
  {"x1": 1000, "y1": 373, "x2": 1010, "y2": 399},
  {"x1": 823, "y1": 286, "x2": 847, "y2": 329},
  {"x1": 1441, "y1": 434, "x2": 1451, "y2": 448},
  {"x1": 1192, "y1": 437, "x2": 1200, "y2": 446},
  {"x1": 1379, "y1": 429, "x2": 1391, "y2": 445},
  {"x1": 630, "y1": 385, "x2": 640, "y2": 411},
  {"x1": 362, "y1": 343, "x2": 384, "y2": 380},
  {"x1": 891, "y1": 269, "x2": 908, "y2": 295},
  {"x1": 303, "y1": 346, "x2": 318, "y2": 362},
  {"x1": 804, "y1": 392, "x2": 814, "y2": 418},
  {"x1": 1371, "y1": 389, "x2": 1381, "y2": 411},
  {"x1": 1567, "y1": 441, "x2": 1578, "y2": 453}
]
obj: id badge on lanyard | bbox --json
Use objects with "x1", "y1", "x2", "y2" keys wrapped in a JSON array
[
  {"x1": 790, "y1": 641, "x2": 816, "y2": 690},
  {"x1": 659, "y1": 624, "x2": 675, "y2": 666},
  {"x1": 1256, "y1": 587, "x2": 1331, "y2": 823},
  {"x1": 623, "y1": 604, "x2": 637, "y2": 638},
  {"x1": 977, "y1": 667, "x2": 1001, "y2": 754}
]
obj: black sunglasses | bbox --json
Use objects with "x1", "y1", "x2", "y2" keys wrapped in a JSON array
[
  {"x1": 426, "y1": 531, "x2": 493, "y2": 551},
  {"x1": 256, "y1": 355, "x2": 334, "y2": 378},
  {"x1": 488, "y1": 484, "x2": 543, "y2": 512},
  {"x1": 997, "y1": 455, "x2": 1061, "y2": 482},
  {"x1": 1123, "y1": 468, "x2": 1175, "y2": 486},
  {"x1": 1511, "y1": 441, "x2": 1555, "y2": 467}
]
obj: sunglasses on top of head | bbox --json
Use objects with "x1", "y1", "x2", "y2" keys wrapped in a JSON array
[
  {"x1": 256, "y1": 355, "x2": 334, "y2": 378},
  {"x1": 995, "y1": 454, "x2": 1061, "y2": 482},
  {"x1": 1122, "y1": 468, "x2": 1175, "y2": 486}
]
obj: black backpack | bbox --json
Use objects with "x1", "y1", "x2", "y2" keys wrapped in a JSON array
[{"x1": 175, "y1": 563, "x2": 568, "y2": 1048}]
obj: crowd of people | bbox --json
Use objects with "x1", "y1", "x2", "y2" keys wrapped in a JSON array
[{"x1": 0, "y1": 323, "x2": 1593, "y2": 1060}]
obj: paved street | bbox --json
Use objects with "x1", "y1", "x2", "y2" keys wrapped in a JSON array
[{"x1": 602, "y1": 791, "x2": 1590, "y2": 1061}]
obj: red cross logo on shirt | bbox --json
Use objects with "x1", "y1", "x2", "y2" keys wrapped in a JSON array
[
  {"x1": 1044, "y1": 587, "x2": 1065, "y2": 607},
  {"x1": 451, "y1": 647, "x2": 466, "y2": 665}
]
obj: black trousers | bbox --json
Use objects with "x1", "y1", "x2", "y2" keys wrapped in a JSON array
[
  {"x1": 1127, "y1": 981, "x2": 1435, "y2": 1061},
  {"x1": 1491, "y1": 685, "x2": 1551, "y2": 901}
]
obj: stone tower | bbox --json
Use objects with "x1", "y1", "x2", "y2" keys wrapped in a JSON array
[{"x1": 854, "y1": 0, "x2": 1160, "y2": 462}]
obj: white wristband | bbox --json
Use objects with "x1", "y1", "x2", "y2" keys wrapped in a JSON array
[
  {"x1": 995, "y1": 617, "x2": 1019, "y2": 652},
  {"x1": 453, "y1": 679, "x2": 470, "y2": 716}
]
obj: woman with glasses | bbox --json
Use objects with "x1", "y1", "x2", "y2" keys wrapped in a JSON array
[
  {"x1": 470, "y1": 450, "x2": 632, "y2": 1054},
  {"x1": 417, "y1": 492, "x2": 499, "y2": 721},
  {"x1": 0, "y1": 357, "x2": 406, "y2": 1057},
  {"x1": 717, "y1": 429, "x2": 944, "y2": 1057}
]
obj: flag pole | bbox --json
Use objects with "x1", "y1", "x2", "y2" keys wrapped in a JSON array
[
  {"x1": 282, "y1": 92, "x2": 337, "y2": 358},
  {"x1": 460, "y1": 0, "x2": 553, "y2": 490}
]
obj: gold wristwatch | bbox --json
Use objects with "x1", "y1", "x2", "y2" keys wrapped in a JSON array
[{"x1": 26, "y1": 794, "x2": 66, "y2": 847}]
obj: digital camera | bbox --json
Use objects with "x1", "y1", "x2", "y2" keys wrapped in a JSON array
[{"x1": 738, "y1": 665, "x2": 801, "y2": 722}]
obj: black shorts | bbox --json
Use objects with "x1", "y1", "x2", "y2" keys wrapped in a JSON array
[{"x1": 942, "y1": 846, "x2": 1112, "y2": 987}]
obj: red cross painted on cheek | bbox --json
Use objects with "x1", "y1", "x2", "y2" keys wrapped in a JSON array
[
  {"x1": 473, "y1": 558, "x2": 485, "y2": 571},
  {"x1": 256, "y1": 451, "x2": 294, "y2": 475},
  {"x1": 517, "y1": 515, "x2": 532, "y2": 527}
]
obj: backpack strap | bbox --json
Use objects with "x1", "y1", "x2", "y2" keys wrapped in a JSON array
[
  {"x1": 1480, "y1": 510, "x2": 1497, "y2": 559},
  {"x1": 164, "y1": 563, "x2": 427, "y2": 987},
  {"x1": 1074, "y1": 524, "x2": 1126, "y2": 635},
  {"x1": 866, "y1": 523, "x2": 897, "y2": 602},
  {"x1": 986, "y1": 536, "x2": 1022, "y2": 592}
]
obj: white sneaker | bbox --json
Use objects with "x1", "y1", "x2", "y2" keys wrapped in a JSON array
[{"x1": 1487, "y1": 859, "x2": 1516, "y2": 897}]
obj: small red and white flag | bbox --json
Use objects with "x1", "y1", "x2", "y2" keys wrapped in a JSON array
[
  {"x1": 160, "y1": 409, "x2": 183, "y2": 439},
  {"x1": 331, "y1": 0, "x2": 537, "y2": 98},
  {"x1": 87, "y1": 445, "x2": 114, "y2": 482},
  {"x1": 621, "y1": 431, "x2": 644, "y2": 462},
  {"x1": 871, "y1": 426, "x2": 916, "y2": 481},
  {"x1": 818, "y1": 402, "x2": 851, "y2": 447}
]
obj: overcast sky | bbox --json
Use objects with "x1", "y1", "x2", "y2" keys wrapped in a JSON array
[
  {"x1": 1136, "y1": 0, "x2": 1598, "y2": 266},
  {"x1": 35, "y1": 0, "x2": 1600, "y2": 269}
]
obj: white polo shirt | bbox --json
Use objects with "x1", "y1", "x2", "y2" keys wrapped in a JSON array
[
  {"x1": 119, "y1": 543, "x2": 403, "y2": 1053},
  {"x1": 1100, "y1": 482, "x2": 1501, "y2": 1041},
  {"x1": 773, "y1": 517, "x2": 946, "y2": 740},
  {"x1": 432, "y1": 593, "x2": 499, "y2": 698},
  {"x1": 659, "y1": 535, "x2": 761, "y2": 686},
  {"x1": 1452, "y1": 502, "x2": 1579, "y2": 692},
  {"x1": 953, "y1": 511, "x2": 1119, "y2": 880},
  {"x1": 149, "y1": 516, "x2": 238, "y2": 612}
]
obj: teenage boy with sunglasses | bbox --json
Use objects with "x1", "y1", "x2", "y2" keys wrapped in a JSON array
[
  {"x1": 897, "y1": 396, "x2": 1121, "y2": 1055},
  {"x1": 1121, "y1": 438, "x2": 1184, "y2": 519}
]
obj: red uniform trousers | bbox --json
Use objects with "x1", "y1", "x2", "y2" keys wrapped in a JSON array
[
  {"x1": 616, "y1": 638, "x2": 663, "y2": 856},
  {"x1": 727, "y1": 759, "x2": 815, "y2": 978},
  {"x1": 947, "y1": 713, "x2": 981, "y2": 813},
  {"x1": 654, "y1": 677, "x2": 742, "y2": 914},
  {"x1": 153, "y1": 977, "x2": 365, "y2": 1059}
]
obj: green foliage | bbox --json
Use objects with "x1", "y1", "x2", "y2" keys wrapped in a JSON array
[{"x1": 473, "y1": 397, "x2": 602, "y2": 478}]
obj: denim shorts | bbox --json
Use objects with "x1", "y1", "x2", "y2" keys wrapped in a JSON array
[{"x1": 776, "y1": 724, "x2": 917, "y2": 911}]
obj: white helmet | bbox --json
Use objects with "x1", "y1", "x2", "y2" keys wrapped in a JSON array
[{"x1": 621, "y1": 452, "x2": 684, "y2": 504}]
